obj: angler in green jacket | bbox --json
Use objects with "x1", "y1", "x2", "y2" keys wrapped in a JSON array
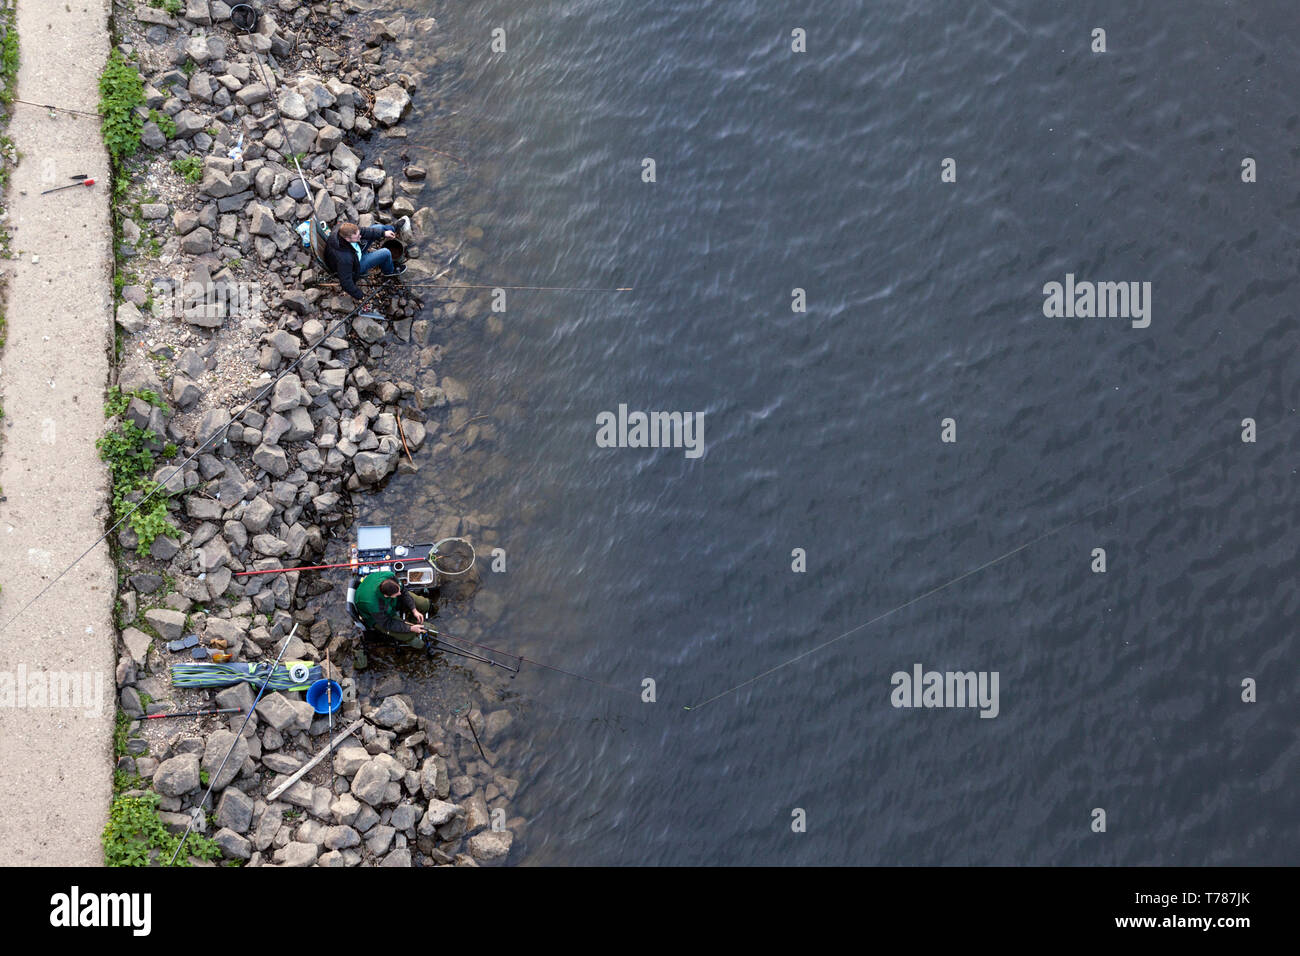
[{"x1": 354, "y1": 571, "x2": 433, "y2": 649}]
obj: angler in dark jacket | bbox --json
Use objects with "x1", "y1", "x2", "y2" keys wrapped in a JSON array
[{"x1": 321, "y1": 217, "x2": 410, "y2": 300}]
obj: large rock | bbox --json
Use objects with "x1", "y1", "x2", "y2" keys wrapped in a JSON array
[
  {"x1": 215, "y1": 788, "x2": 254, "y2": 833},
  {"x1": 121, "y1": 627, "x2": 152, "y2": 667},
  {"x1": 468, "y1": 829, "x2": 513, "y2": 862},
  {"x1": 333, "y1": 742, "x2": 370, "y2": 777},
  {"x1": 418, "y1": 799, "x2": 461, "y2": 833},
  {"x1": 180, "y1": 226, "x2": 213, "y2": 255},
  {"x1": 116, "y1": 301, "x2": 147, "y2": 333},
  {"x1": 281, "y1": 119, "x2": 317, "y2": 156},
  {"x1": 202, "y1": 730, "x2": 249, "y2": 790},
  {"x1": 372, "y1": 84, "x2": 410, "y2": 126},
  {"x1": 144, "y1": 608, "x2": 186, "y2": 641},
  {"x1": 255, "y1": 692, "x2": 299, "y2": 732},
  {"x1": 241, "y1": 496, "x2": 275, "y2": 533},
  {"x1": 353, "y1": 451, "x2": 396, "y2": 485},
  {"x1": 249, "y1": 203, "x2": 276, "y2": 236},
  {"x1": 173, "y1": 109, "x2": 206, "y2": 138},
  {"x1": 419, "y1": 756, "x2": 450, "y2": 801},
  {"x1": 324, "y1": 826, "x2": 360, "y2": 850},
  {"x1": 252, "y1": 443, "x2": 289, "y2": 477},
  {"x1": 270, "y1": 375, "x2": 305, "y2": 412},
  {"x1": 277, "y1": 89, "x2": 310, "y2": 121},
  {"x1": 352, "y1": 315, "x2": 385, "y2": 343},
  {"x1": 153, "y1": 754, "x2": 201, "y2": 797},
  {"x1": 281, "y1": 841, "x2": 318, "y2": 867},
  {"x1": 214, "y1": 827, "x2": 252, "y2": 860},
  {"x1": 371, "y1": 696, "x2": 417, "y2": 732},
  {"x1": 234, "y1": 83, "x2": 269, "y2": 105},
  {"x1": 350, "y1": 759, "x2": 391, "y2": 806}
]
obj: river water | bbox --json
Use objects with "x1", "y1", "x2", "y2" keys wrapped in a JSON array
[{"x1": 351, "y1": 0, "x2": 1299, "y2": 864}]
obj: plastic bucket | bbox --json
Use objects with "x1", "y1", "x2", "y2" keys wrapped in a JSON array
[
  {"x1": 380, "y1": 236, "x2": 407, "y2": 264},
  {"x1": 306, "y1": 679, "x2": 343, "y2": 714}
]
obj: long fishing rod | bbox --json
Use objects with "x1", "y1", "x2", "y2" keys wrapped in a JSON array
[
  {"x1": 426, "y1": 631, "x2": 519, "y2": 674},
  {"x1": 432, "y1": 630, "x2": 633, "y2": 695},
  {"x1": 235, "y1": 560, "x2": 361, "y2": 577},
  {"x1": 168, "y1": 627, "x2": 297, "y2": 865},
  {"x1": 323, "y1": 278, "x2": 633, "y2": 293},
  {"x1": 325, "y1": 648, "x2": 336, "y2": 794},
  {"x1": 406, "y1": 281, "x2": 634, "y2": 293}
]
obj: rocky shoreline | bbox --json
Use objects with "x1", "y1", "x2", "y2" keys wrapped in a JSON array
[{"x1": 107, "y1": 1, "x2": 517, "y2": 866}]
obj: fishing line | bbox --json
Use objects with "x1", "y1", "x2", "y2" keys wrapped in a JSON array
[
  {"x1": 682, "y1": 443, "x2": 1239, "y2": 712},
  {"x1": 9, "y1": 98, "x2": 101, "y2": 118},
  {"x1": 402, "y1": 280, "x2": 633, "y2": 293},
  {"x1": 168, "y1": 627, "x2": 296, "y2": 864},
  {"x1": 432, "y1": 630, "x2": 637, "y2": 697},
  {"x1": 0, "y1": 300, "x2": 373, "y2": 636}
]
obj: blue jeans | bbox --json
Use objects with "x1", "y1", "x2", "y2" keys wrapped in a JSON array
[{"x1": 357, "y1": 224, "x2": 397, "y2": 277}]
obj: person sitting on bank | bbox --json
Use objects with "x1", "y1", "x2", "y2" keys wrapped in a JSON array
[
  {"x1": 323, "y1": 217, "x2": 412, "y2": 300},
  {"x1": 354, "y1": 570, "x2": 434, "y2": 650}
]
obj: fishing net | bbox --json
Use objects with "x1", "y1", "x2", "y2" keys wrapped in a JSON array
[{"x1": 432, "y1": 537, "x2": 475, "y2": 576}]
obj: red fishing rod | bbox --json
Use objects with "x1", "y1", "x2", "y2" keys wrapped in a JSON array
[{"x1": 234, "y1": 560, "x2": 360, "y2": 577}]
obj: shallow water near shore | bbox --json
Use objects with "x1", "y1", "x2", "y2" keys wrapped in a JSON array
[{"x1": 366, "y1": 0, "x2": 1299, "y2": 864}]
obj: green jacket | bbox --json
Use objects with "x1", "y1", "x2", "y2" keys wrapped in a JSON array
[{"x1": 354, "y1": 571, "x2": 415, "y2": 633}]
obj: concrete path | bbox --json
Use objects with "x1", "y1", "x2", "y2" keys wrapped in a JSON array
[{"x1": 0, "y1": 0, "x2": 116, "y2": 865}]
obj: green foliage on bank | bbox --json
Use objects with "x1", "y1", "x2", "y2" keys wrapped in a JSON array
[
  {"x1": 98, "y1": 387, "x2": 180, "y2": 553},
  {"x1": 99, "y1": 50, "x2": 145, "y2": 165},
  {"x1": 170, "y1": 154, "x2": 202, "y2": 183},
  {"x1": 103, "y1": 792, "x2": 221, "y2": 867}
]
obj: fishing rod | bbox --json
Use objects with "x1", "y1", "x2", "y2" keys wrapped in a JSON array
[
  {"x1": 322, "y1": 278, "x2": 633, "y2": 293},
  {"x1": 143, "y1": 707, "x2": 242, "y2": 720},
  {"x1": 405, "y1": 280, "x2": 634, "y2": 293},
  {"x1": 169, "y1": 627, "x2": 297, "y2": 865},
  {"x1": 235, "y1": 560, "x2": 361, "y2": 577},
  {"x1": 425, "y1": 631, "x2": 519, "y2": 674},
  {"x1": 325, "y1": 648, "x2": 336, "y2": 794}
]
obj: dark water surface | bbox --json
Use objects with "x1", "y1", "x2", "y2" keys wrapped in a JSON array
[{"x1": 366, "y1": 0, "x2": 1299, "y2": 864}]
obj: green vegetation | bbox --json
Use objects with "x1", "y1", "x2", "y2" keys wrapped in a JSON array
[
  {"x1": 113, "y1": 768, "x2": 145, "y2": 794},
  {"x1": 148, "y1": 109, "x2": 176, "y2": 140},
  {"x1": 149, "y1": 0, "x2": 183, "y2": 15},
  {"x1": 113, "y1": 709, "x2": 132, "y2": 758},
  {"x1": 0, "y1": 12, "x2": 18, "y2": 107},
  {"x1": 103, "y1": 792, "x2": 221, "y2": 866},
  {"x1": 98, "y1": 387, "x2": 180, "y2": 553},
  {"x1": 98, "y1": 50, "x2": 146, "y2": 165},
  {"x1": 171, "y1": 155, "x2": 203, "y2": 183}
]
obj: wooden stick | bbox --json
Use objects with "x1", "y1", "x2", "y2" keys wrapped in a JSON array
[
  {"x1": 266, "y1": 717, "x2": 363, "y2": 801},
  {"x1": 395, "y1": 416, "x2": 415, "y2": 465}
]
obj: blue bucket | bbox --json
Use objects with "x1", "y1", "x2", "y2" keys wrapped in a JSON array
[{"x1": 306, "y1": 679, "x2": 343, "y2": 714}]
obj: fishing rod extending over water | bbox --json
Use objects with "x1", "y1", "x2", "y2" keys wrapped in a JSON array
[{"x1": 321, "y1": 278, "x2": 634, "y2": 293}]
